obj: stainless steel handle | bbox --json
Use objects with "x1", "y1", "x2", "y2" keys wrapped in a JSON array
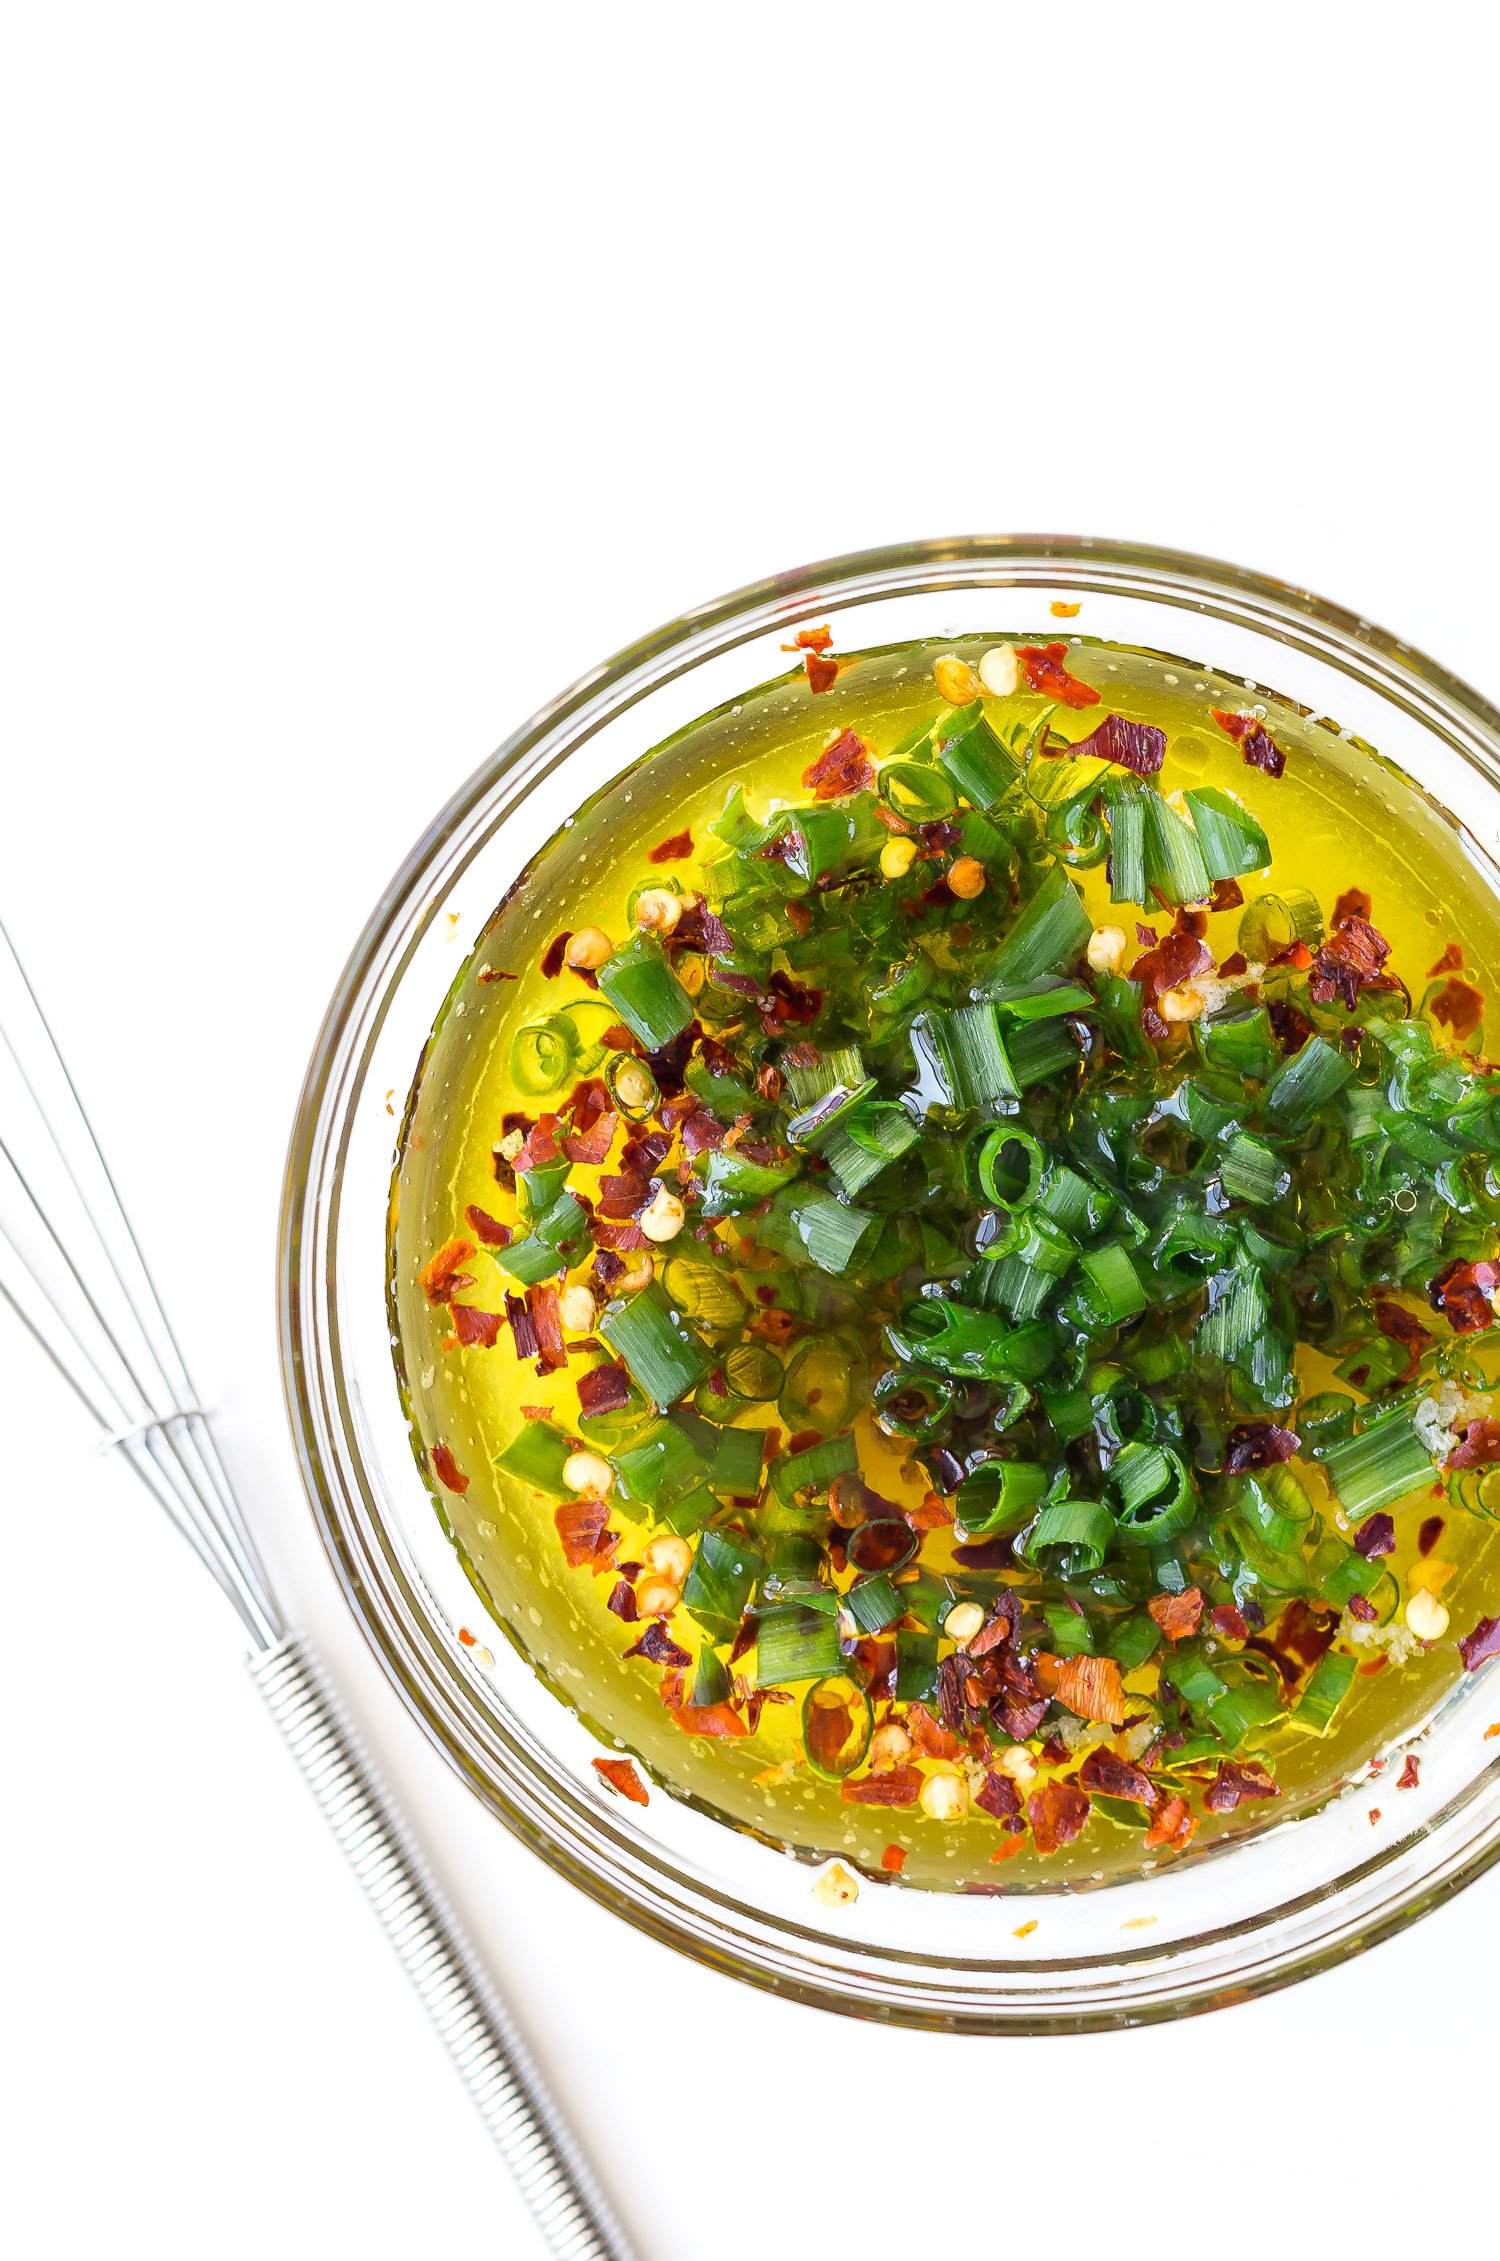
[{"x1": 250, "y1": 1631, "x2": 642, "y2": 2261}]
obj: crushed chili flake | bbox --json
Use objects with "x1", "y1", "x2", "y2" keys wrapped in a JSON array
[
  {"x1": 1052, "y1": 710, "x2": 1165, "y2": 776},
  {"x1": 1223, "y1": 1422, "x2": 1299, "y2": 1473},
  {"x1": 554, "y1": 1499, "x2": 613, "y2": 1569},
  {"x1": 1143, "y1": 1794, "x2": 1196, "y2": 1851},
  {"x1": 418, "y1": 1237, "x2": 476, "y2": 1304},
  {"x1": 1373, "y1": 1298, "x2": 1434, "y2": 1383},
  {"x1": 1218, "y1": 949, "x2": 1249, "y2": 976},
  {"x1": 1078, "y1": 1748, "x2": 1157, "y2": 1806},
  {"x1": 1056, "y1": 1653, "x2": 1125, "y2": 1726},
  {"x1": 1355, "y1": 1512, "x2": 1396, "y2": 1560},
  {"x1": 880, "y1": 1843, "x2": 907, "y2": 1873},
  {"x1": 1348, "y1": 1595, "x2": 1378, "y2": 1622},
  {"x1": 1149, "y1": 1586, "x2": 1205, "y2": 1642},
  {"x1": 1211, "y1": 705, "x2": 1286, "y2": 779},
  {"x1": 1203, "y1": 1760, "x2": 1281, "y2": 1813},
  {"x1": 1027, "y1": 1780, "x2": 1092, "y2": 1855},
  {"x1": 782, "y1": 624, "x2": 833, "y2": 653},
  {"x1": 605, "y1": 1579, "x2": 637, "y2": 1622},
  {"x1": 1017, "y1": 642, "x2": 1100, "y2": 709},
  {"x1": 1428, "y1": 940, "x2": 1465, "y2": 976},
  {"x1": 1211, "y1": 1604, "x2": 1250, "y2": 1643},
  {"x1": 431, "y1": 1441, "x2": 469, "y2": 1495},
  {"x1": 1309, "y1": 912, "x2": 1392, "y2": 1010},
  {"x1": 1397, "y1": 1754, "x2": 1421, "y2": 1791},
  {"x1": 464, "y1": 1204, "x2": 513, "y2": 1248},
  {"x1": 1430, "y1": 975, "x2": 1485, "y2": 1042},
  {"x1": 1131, "y1": 928, "x2": 1213, "y2": 1008},
  {"x1": 1459, "y1": 1615, "x2": 1500, "y2": 1672},
  {"x1": 591, "y1": 1756, "x2": 649, "y2": 1806},
  {"x1": 450, "y1": 1303, "x2": 504, "y2": 1350},
  {"x1": 1332, "y1": 886, "x2": 1373, "y2": 924},
  {"x1": 804, "y1": 650, "x2": 839, "y2": 694},
  {"x1": 647, "y1": 827, "x2": 693, "y2": 865},
  {"x1": 1429, "y1": 1256, "x2": 1500, "y2": 1334},
  {"x1": 1447, "y1": 1417, "x2": 1500, "y2": 1471},
  {"x1": 624, "y1": 1622, "x2": 692, "y2": 1670},
  {"x1": 975, "y1": 1769, "x2": 1022, "y2": 1821},
  {"x1": 540, "y1": 931, "x2": 571, "y2": 979},
  {"x1": 527, "y1": 1283, "x2": 567, "y2": 1373},
  {"x1": 576, "y1": 1361, "x2": 630, "y2": 1417},
  {"x1": 1417, "y1": 1514, "x2": 1445, "y2": 1557},
  {"x1": 1210, "y1": 877, "x2": 1245, "y2": 913},
  {"x1": 802, "y1": 728, "x2": 876, "y2": 801},
  {"x1": 671, "y1": 1701, "x2": 749, "y2": 1739},
  {"x1": 841, "y1": 1765, "x2": 923, "y2": 1807}
]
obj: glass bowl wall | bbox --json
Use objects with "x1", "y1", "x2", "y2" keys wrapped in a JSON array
[{"x1": 281, "y1": 537, "x2": 1500, "y2": 2031}]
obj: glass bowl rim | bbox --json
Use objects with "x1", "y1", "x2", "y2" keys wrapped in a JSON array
[{"x1": 279, "y1": 533, "x2": 1500, "y2": 2031}]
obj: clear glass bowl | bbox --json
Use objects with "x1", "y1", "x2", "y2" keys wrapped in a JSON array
[{"x1": 280, "y1": 536, "x2": 1500, "y2": 2030}]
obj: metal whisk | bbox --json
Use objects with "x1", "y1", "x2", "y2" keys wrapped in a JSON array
[{"x1": 0, "y1": 914, "x2": 641, "y2": 2261}]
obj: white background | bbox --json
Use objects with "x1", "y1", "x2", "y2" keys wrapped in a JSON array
[{"x1": 3, "y1": 6, "x2": 1498, "y2": 2255}]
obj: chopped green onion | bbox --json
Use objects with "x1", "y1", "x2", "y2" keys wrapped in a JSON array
[
  {"x1": 681, "y1": 1528, "x2": 765, "y2": 1635},
  {"x1": 1182, "y1": 787, "x2": 1270, "y2": 880},
  {"x1": 1219, "y1": 1132, "x2": 1290, "y2": 1205},
  {"x1": 613, "y1": 1417, "x2": 709, "y2": 1508},
  {"x1": 755, "y1": 1596, "x2": 843, "y2": 1686},
  {"x1": 981, "y1": 863, "x2": 1091, "y2": 987},
  {"x1": 510, "y1": 1017, "x2": 575, "y2": 1096},
  {"x1": 843, "y1": 1573, "x2": 903, "y2": 1634},
  {"x1": 1318, "y1": 1411, "x2": 1435, "y2": 1520},
  {"x1": 1076, "y1": 1242, "x2": 1148, "y2": 1326},
  {"x1": 916, "y1": 1002, "x2": 1020, "y2": 1112},
  {"x1": 495, "y1": 1420, "x2": 574, "y2": 1494},
  {"x1": 599, "y1": 1284, "x2": 712, "y2": 1407},
  {"x1": 1023, "y1": 1497, "x2": 1114, "y2": 1575},
  {"x1": 1142, "y1": 791, "x2": 1211, "y2": 907},
  {"x1": 1264, "y1": 1034, "x2": 1353, "y2": 1131},
  {"x1": 933, "y1": 702, "x2": 1022, "y2": 812},
  {"x1": 1238, "y1": 888, "x2": 1324, "y2": 961},
  {"x1": 1298, "y1": 1648, "x2": 1357, "y2": 1731},
  {"x1": 595, "y1": 935, "x2": 696, "y2": 1050},
  {"x1": 954, "y1": 1458, "x2": 1048, "y2": 1540},
  {"x1": 1109, "y1": 1442, "x2": 1197, "y2": 1546}
]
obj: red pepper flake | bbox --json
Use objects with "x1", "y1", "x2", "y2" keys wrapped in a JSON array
[
  {"x1": 1429, "y1": 941, "x2": 1464, "y2": 976},
  {"x1": 1355, "y1": 1512, "x2": 1396, "y2": 1559},
  {"x1": 1077, "y1": 1748, "x2": 1157, "y2": 1806},
  {"x1": 1429, "y1": 1257, "x2": 1500, "y2": 1334},
  {"x1": 786, "y1": 1427, "x2": 822, "y2": 1456},
  {"x1": 782, "y1": 624, "x2": 833, "y2": 654},
  {"x1": 804, "y1": 650, "x2": 839, "y2": 694},
  {"x1": 975, "y1": 1769, "x2": 1022, "y2": 1821},
  {"x1": 1149, "y1": 1586, "x2": 1205, "y2": 1642},
  {"x1": 647, "y1": 827, "x2": 693, "y2": 865},
  {"x1": 1373, "y1": 1299, "x2": 1434, "y2": 1384},
  {"x1": 527, "y1": 1283, "x2": 567, "y2": 1374},
  {"x1": 457, "y1": 1626, "x2": 476, "y2": 1646},
  {"x1": 1027, "y1": 1780, "x2": 1092, "y2": 1855},
  {"x1": 802, "y1": 728, "x2": 876, "y2": 801},
  {"x1": 1333, "y1": 887, "x2": 1373, "y2": 925},
  {"x1": 464, "y1": 1205, "x2": 513, "y2": 1248},
  {"x1": 1018, "y1": 642, "x2": 1101, "y2": 709},
  {"x1": 1485, "y1": 1722, "x2": 1500, "y2": 1739},
  {"x1": 562, "y1": 1108, "x2": 619, "y2": 1167},
  {"x1": 450, "y1": 1303, "x2": 504, "y2": 1350},
  {"x1": 1218, "y1": 949, "x2": 1249, "y2": 977},
  {"x1": 624, "y1": 1622, "x2": 692, "y2": 1670},
  {"x1": 1417, "y1": 1514, "x2": 1445, "y2": 1557},
  {"x1": 1398, "y1": 1754, "x2": 1421, "y2": 1791},
  {"x1": 591, "y1": 1755, "x2": 649, "y2": 1806},
  {"x1": 1359, "y1": 1656, "x2": 1388, "y2": 1676},
  {"x1": 1430, "y1": 976, "x2": 1486, "y2": 1043},
  {"x1": 576, "y1": 1362, "x2": 630, "y2": 1418},
  {"x1": 1203, "y1": 1760, "x2": 1281, "y2": 1813},
  {"x1": 606, "y1": 1579, "x2": 637, "y2": 1622},
  {"x1": 906, "y1": 1702, "x2": 964, "y2": 1761},
  {"x1": 431, "y1": 1441, "x2": 469, "y2": 1495},
  {"x1": 880, "y1": 1843, "x2": 907, "y2": 1873},
  {"x1": 554, "y1": 1498, "x2": 611, "y2": 1567},
  {"x1": 1459, "y1": 1615, "x2": 1500, "y2": 1671},
  {"x1": 1135, "y1": 921, "x2": 1159, "y2": 948},
  {"x1": 841, "y1": 1765, "x2": 923, "y2": 1808},
  {"x1": 1223, "y1": 1422, "x2": 1299, "y2": 1473},
  {"x1": 1050, "y1": 710, "x2": 1165, "y2": 775},
  {"x1": 1448, "y1": 1417, "x2": 1500, "y2": 1471},
  {"x1": 1348, "y1": 1594, "x2": 1378, "y2": 1622},
  {"x1": 1369, "y1": 1807, "x2": 1382, "y2": 1826},
  {"x1": 1143, "y1": 1794, "x2": 1196, "y2": 1851},
  {"x1": 670, "y1": 1700, "x2": 749, "y2": 1739},
  {"x1": 906, "y1": 1490, "x2": 954, "y2": 1532},
  {"x1": 1309, "y1": 912, "x2": 1392, "y2": 1010},
  {"x1": 418, "y1": 1237, "x2": 476, "y2": 1304},
  {"x1": 1131, "y1": 928, "x2": 1213, "y2": 1007},
  {"x1": 1210, "y1": 878, "x2": 1245, "y2": 913},
  {"x1": 1056, "y1": 1653, "x2": 1125, "y2": 1726},
  {"x1": 515, "y1": 1115, "x2": 563, "y2": 1174},
  {"x1": 540, "y1": 931, "x2": 571, "y2": 979},
  {"x1": 1050, "y1": 599, "x2": 1082, "y2": 618},
  {"x1": 476, "y1": 965, "x2": 518, "y2": 984},
  {"x1": 1211, "y1": 1605, "x2": 1250, "y2": 1643},
  {"x1": 1211, "y1": 706, "x2": 1287, "y2": 779}
]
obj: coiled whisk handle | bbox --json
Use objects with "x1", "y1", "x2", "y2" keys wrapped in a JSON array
[{"x1": 250, "y1": 1633, "x2": 641, "y2": 2261}]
